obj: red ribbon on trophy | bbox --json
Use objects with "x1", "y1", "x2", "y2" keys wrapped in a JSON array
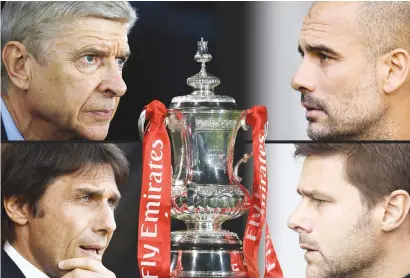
[
  {"x1": 137, "y1": 100, "x2": 172, "y2": 278},
  {"x1": 243, "y1": 106, "x2": 283, "y2": 278}
]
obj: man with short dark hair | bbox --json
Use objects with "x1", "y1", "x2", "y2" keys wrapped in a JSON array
[
  {"x1": 292, "y1": 2, "x2": 410, "y2": 140},
  {"x1": 288, "y1": 143, "x2": 410, "y2": 278},
  {"x1": 1, "y1": 143, "x2": 129, "y2": 278}
]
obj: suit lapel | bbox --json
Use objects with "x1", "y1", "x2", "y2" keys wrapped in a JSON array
[
  {"x1": 1, "y1": 118, "x2": 8, "y2": 141},
  {"x1": 1, "y1": 247, "x2": 26, "y2": 278}
]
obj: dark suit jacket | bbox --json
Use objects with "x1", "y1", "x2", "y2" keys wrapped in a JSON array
[
  {"x1": 1, "y1": 119, "x2": 8, "y2": 141},
  {"x1": 1, "y1": 248, "x2": 26, "y2": 278}
]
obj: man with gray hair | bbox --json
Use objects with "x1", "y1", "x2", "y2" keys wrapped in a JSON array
[
  {"x1": 1, "y1": 2, "x2": 137, "y2": 140},
  {"x1": 292, "y1": 2, "x2": 410, "y2": 140}
]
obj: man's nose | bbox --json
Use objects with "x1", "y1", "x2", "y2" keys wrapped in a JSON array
[
  {"x1": 291, "y1": 59, "x2": 316, "y2": 94},
  {"x1": 287, "y1": 203, "x2": 312, "y2": 234},
  {"x1": 93, "y1": 202, "x2": 117, "y2": 235},
  {"x1": 97, "y1": 60, "x2": 127, "y2": 97}
]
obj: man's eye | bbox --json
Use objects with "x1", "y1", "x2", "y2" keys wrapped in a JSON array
[
  {"x1": 79, "y1": 195, "x2": 91, "y2": 202},
  {"x1": 314, "y1": 198, "x2": 327, "y2": 207},
  {"x1": 115, "y1": 57, "x2": 127, "y2": 67},
  {"x1": 108, "y1": 199, "x2": 117, "y2": 207},
  {"x1": 318, "y1": 53, "x2": 330, "y2": 62},
  {"x1": 82, "y1": 55, "x2": 99, "y2": 65}
]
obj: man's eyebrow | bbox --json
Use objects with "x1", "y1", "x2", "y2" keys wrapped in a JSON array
[
  {"x1": 73, "y1": 187, "x2": 122, "y2": 201},
  {"x1": 297, "y1": 188, "x2": 330, "y2": 199},
  {"x1": 298, "y1": 43, "x2": 340, "y2": 57},
  {"x1": 78, "y1": 46, "x2": 131, "y2": 57}
]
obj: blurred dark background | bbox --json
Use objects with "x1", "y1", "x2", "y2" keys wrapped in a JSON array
[{"x1": 107, "y1": 2, "x2": 248, "y2": 141}]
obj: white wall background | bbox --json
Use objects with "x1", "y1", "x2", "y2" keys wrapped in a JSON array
[
  {"x1": 247, "y1": 2, "x2": 312, "y2": 140},
  {"x1": 244, "y1": 143, "x2": 305, "y2": 278}
]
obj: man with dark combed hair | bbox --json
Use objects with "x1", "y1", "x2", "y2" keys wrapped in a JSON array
[
  {"x1": 288, "y1": 143, "x2": 410, "y2": 278},
  {"x1": 292, "y1": 2, "x2": 410, "y2": 140},
  {"x1": 1, "y1": 143, "x2": 129, "y2": 278}
]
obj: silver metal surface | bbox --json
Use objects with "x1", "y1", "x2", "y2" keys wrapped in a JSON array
[
  {"x1": 138, "y1": 109, "x2": 146, "y2": 140},
  {"x1": 170, "y1": 38, "x2": 236, "y2": 109}
]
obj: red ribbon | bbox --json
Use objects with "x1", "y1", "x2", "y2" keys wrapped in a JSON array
[
  {"x1": 243, "y1": 106, "x2": 283, "y2": 278},
  {"x1": 138, "y1": 100, "x2": 172, "y2": 278}
]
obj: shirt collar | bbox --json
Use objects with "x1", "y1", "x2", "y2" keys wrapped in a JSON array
[
  {"x1": 1, "y1": 97, "x2": 24, "y2": 140},
  {"x1": 3, "y1": 241, "x2": 49, "y2": 278}
]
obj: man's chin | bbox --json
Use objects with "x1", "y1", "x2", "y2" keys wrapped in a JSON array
[
  {"x1": 307, "y1": 122, "x2": 335, "y2": 140},
  {"x1": 74, "y1": 125, "x2": 110, "y2": 140},
  {"x1": 306, "y1": 264, "x2": 326, "y2": 278}
]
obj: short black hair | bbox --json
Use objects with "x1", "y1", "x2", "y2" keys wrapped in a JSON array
[
  {"x1": 294, "y1": 143, "x2": 410, "y2": 209},
  {"x1": 1, "y1": 143, "x2": 130, "y2": 242}
]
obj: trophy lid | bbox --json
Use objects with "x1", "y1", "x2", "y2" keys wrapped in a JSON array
[{"x1": 169, "y1": 38, "x2": 237, "y2": 109}]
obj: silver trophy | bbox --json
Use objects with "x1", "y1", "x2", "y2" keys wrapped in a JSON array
[{"x1": 139, "y1": 38, "x2": 251, "y2": 277}]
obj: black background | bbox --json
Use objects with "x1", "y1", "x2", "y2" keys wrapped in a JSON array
[{"x1": 106, "y1": 2, "x2": 247, "y2": 141}]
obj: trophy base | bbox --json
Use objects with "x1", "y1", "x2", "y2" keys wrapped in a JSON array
[{"x1": 170, "y1": 230, "x2": 248, "y2": 277}]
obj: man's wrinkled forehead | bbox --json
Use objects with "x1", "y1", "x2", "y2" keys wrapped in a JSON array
[
  {"x1": 300, "y1": 2, "x2": 361, "y2": 52},
  {"x1": 57, "y1": 17, "x2": 130, "y2": 45},
  {"x1": 304, "y1": 2, "x2": 360, "y2": 31},
  {"x1": 298, "y1": 154, "x2": 349, "y2": 196}
]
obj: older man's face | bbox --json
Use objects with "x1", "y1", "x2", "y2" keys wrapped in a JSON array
[
  {"x1": 291, "y1": 2, "x2": 387, "y2": 140},
  {"x1": 28, "y1": 17, "x2": 130, "y2": 140}
]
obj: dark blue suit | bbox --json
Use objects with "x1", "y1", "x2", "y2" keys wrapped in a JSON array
[{"x1": 1, "y1": 248, "x2": 26, "y2": 278}]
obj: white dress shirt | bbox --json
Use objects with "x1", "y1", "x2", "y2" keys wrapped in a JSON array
[{"x1": 3, "y1": 241, "x2": 49, "y2": 278}]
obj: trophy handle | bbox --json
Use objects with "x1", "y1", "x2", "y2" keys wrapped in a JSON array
[
  {"x1": 138, "y1": 109, "x2": 169, "y2": 140},
  {"x1": 138, "y1": 109, "x2": 147, "y2": 140},
  {"x1": 232, "y1": 120, "x2": 269, "y2": 184},
  {"x1": 233, "y1": 152, "x2": 254, "y2": 183}
]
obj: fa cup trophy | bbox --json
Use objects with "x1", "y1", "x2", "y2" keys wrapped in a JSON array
[{"x1": 138, "y1": 38, "x2": 282, "y2": 278}]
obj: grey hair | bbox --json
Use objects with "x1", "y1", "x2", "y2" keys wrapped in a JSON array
[{"x1": 1, "y1": 1, "x2": 138, "y2": 94}]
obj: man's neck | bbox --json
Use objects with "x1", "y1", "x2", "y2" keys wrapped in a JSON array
[
  {"x1": 348, "y1": 113, "x2": 407, "y2": 140},
  {"x1": 360, "y1": 242, "x2": 410, "y2": 278},
  {"x1": 383, "y1": 89, "x2": 410, "y2": 140},
  {"x1": 2, "y1": 91, "x2": 75, "y2": 140}
]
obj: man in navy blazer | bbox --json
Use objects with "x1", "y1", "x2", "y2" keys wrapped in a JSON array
[{"x1": 1, "y1": 143, "x2": 129, "y2": 278}]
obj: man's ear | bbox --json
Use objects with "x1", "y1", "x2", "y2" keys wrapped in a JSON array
[
  {"x1": 3, "y1": 196, "x2": 31, "y2": 226},
  {"x1": 380, "y1": 190, "x2": 410, "y2": 232},
  {"x1": 380, "y1": 48, "x2": 410, "y2": 94},
  {"x1": 2, "y1": 41, "x2": 32, "y2": 91}
]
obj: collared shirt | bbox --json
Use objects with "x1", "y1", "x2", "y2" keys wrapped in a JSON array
[
  {"x1": 1, "y1": 97, "x2": 24, "y2": 140},
  {"x1": 3, "y1": 241, "x2": 49, "y2": 278}
]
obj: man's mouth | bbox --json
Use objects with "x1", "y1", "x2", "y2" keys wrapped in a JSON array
[
  {"x1": 302, "y1": 102, "x2": 327, "y2": 120},
  {"x1": 88, "y1": 109, "x2": 114, "y2": 120},
  {"x1": 299, "y1": 243, "x2": 319, "y2": 252},
  {"x1": 302, "y1": 102, "x2": 324, "y2": 111},
  {"x1": 79, "y1": 245, "x2": 105, "y2": 259}
]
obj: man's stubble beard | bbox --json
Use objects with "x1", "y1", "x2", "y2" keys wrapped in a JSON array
[
  {"x1": 307, "y1": 70, "x2": 390, "y2": 140},
  {"x1": 308, "y1": 211, "x2": 384, "y2": 278}
]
